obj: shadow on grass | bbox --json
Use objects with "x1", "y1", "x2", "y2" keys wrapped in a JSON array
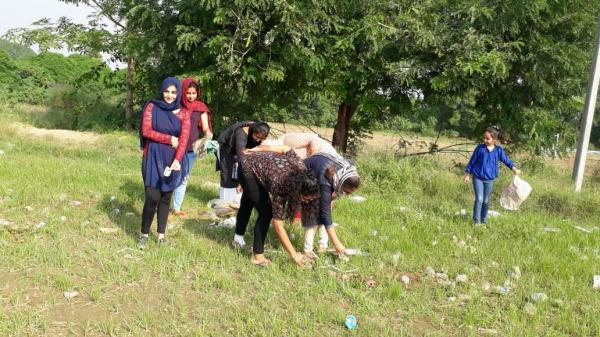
[
  {"x1": 99, "y1": 179, "x2": 143, "y2": 241},
  {"x1": 184, "y1": 184, "x2": 218, "y2": 207}
]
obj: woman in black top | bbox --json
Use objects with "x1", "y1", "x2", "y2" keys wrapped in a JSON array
[{"x1": 216, "y1": 121, "x2": 270, "y2": 201}]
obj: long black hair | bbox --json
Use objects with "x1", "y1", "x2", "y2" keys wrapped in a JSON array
[
  {"x1": 281, "y1": 169, "x2": 319, "y2": 200},
  {"x1": 247, "y1": 122, "x2": 270, "y2": 148}
]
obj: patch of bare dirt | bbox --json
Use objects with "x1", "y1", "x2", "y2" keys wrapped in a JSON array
[{"x1": 10, "y1": 122, "x2": 100, "y2": 145}]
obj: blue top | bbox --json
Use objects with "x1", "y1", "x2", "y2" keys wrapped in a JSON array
[
  {"x1": 304, "y1": 155, "x2": 335, "y2": 229},
  {"x1": 142, "y1": 101, "x2": 188, "y2": 192},
  {"x1": 465, "y1": 144, "x2": 514, "y2": 180}
]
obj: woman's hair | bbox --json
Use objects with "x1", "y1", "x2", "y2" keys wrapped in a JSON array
[
  {"x1": 247, "y1": 122, "x2": 271, "y2": 148},
  {"x1": 342, "y1": 175, "x2": 361, "y2": 190},
  {"x1": 282, "y1": 169, "x2": 319, "y2": 199},
  {"x1": 188, "y1": 82, "x2": 201, "y2": 98},
  {"x1": 485, "y1": 125, "x2": 503, "y2": 141},
  {"x1": 249, "y1": 122, "x2": 270, "y2": 138}
]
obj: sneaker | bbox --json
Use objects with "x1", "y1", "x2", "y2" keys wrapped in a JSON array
[
  {"x1": 230, "y1": 240, "x2": 245, "y2": 251},
  {"x1": 158, "y1": 238, "x2": 168, "y2": 246},
  {"x1": 137, "y1": 236, "x2": 148, "y2": 250}
]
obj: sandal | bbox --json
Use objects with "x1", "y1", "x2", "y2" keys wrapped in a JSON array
[
  {"x1": 172, "y1": 210, "x2": 187, "y2": 217},
  {"x1": 250, "y1": 257, "x2": 272, "y2": 267}
]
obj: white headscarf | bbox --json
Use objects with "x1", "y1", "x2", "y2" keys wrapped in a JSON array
[{"x1": 316, "y1": 153, "x2": 359, "y2": 195}]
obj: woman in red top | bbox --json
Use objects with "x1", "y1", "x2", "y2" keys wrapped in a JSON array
[
  {"x1": 138, "y1": 77, "x2": 190, "y2": 249},
  {"x1": 171, "y1": 78, "x2": 213, "y2": 217}
]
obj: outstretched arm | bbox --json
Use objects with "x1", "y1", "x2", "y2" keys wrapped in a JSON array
[{"x1": 245, "y1": 144, "x2": 291, "y2": 154}]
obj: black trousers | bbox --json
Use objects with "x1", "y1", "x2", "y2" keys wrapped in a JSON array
[
  {"x1": 140, "y1": 156, "x2": 173, "y2": 235},
  {"x1": 141, "y1": 187, "x2": 173, "y2": 235},
  {"x1": 235, "y1": 171, "x2": 272, "y2": 254}
]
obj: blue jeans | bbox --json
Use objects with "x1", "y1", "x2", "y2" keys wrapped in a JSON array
[
  {"x1": 172, "y1": 152, "x2": 198, "y2": 211},
  {"x1": 472, "y1": 177, "x2": 494, "y2": 224}
]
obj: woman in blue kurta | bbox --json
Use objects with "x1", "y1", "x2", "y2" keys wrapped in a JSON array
[
  {"x1": 138, "y1": 77, "x2": 190, "y2": 248},
  {"x1": 464, "y1": 126, "x2": 521, "y2": 224}
]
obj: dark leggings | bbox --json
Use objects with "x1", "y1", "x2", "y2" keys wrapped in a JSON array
[
  {"x1": 141, "y1": 187, "x2": 173, "y2": 235},
  {"x1": 235, "y1": 172, "x2": 272, "y2": 254}
]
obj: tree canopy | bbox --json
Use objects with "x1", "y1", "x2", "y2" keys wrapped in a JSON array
[{"x1": 3, "y1": 0, "x2": 600, "y2": 151}]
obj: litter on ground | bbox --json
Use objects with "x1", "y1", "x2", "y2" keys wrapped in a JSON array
[
  {"x1": 530, "y1": 293, "x2": 548, "y2": 302},
  {"x1": 573, "y1": 225, "x2": 593, "y2": 233},
  {"x1": 349, "y1": 195, "x2": 366, "y2": 203},
  {"x1": 63, "y1": 291, "x2": 79, "y2": 299}
]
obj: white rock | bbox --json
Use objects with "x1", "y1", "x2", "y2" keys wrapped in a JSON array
[
  {"x1": 431, "y1": 240, "x2": 438, "y2": 246},
  {"x1": 510, "y1": 266, "x2": 521, "y2": 280},
  {"x1": 482, "y1": 282, "x2": 491, "y2": 291},
  {"x1": 391, "y1": 253, "x2": 401, "y2": 266},
  {"x1": 456, "y1": 274, "x2": 468, "y2": 283},
  {"x1": 24, "y1": 206, "x2": 34, "y2": 212},
  {"x1": 593, "y1": 275, "x2": 600, "y2": 289},
  {"x1": 71, "y1": 200, "x2": 82, "y2": 206},
  {"x1": 523, "y1": 302, "x2": 536, "y2": 315},
  {"x1": 400, "y1": 275, "x2": 410, "y2": 285},
  {"x1": 435, "y1": 272, "x2": 449, "y2": 281},
  {"x1": 530, "y1": 292, "x2": 548, "y2": 302},
  {"x1": 425, "y1": 266, "x2": 436, "y2": 277},
  {"x1": 493, "y1": 285, "x2": 510, "y2": 294},
  {"x1": 109, "y1": 196, "x2": 117, "y2": 202},
  {"x1": 60, "y1": 216, "x2": 67, "y2": 222},
  {"x1": 63, "y1": 291, "x2": 79, "y2": 299},
  {"x1": 34, "y1": 221, "x2": 46, "y2": 229},
  {"x1": 98, "y1": 227, "x2": 118, "y2": 234},
  {"x1": 125, "y1": 212, "x2": 135, "y2": 217},
  {"x1": 0, "y1": 149, "x2": 4, "y2": 155}
]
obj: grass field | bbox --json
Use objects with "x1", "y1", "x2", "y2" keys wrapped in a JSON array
[{"x1": 1, "y1": 107, "x2": 600, "y2": 336}]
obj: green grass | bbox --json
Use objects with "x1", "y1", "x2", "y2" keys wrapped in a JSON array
[{"x1": 0, "y1": 108, "x2": 600, "y2": 336}]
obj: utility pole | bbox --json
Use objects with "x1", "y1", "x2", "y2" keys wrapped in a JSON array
[{"x1": 573, "y1": 16, "x2": 600, "y2": 192}]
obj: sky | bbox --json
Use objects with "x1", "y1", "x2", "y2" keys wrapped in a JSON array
[
  {"x1": 0, "y1": 0, "x2": 97, "y2": 36},
  {"x1": 0, "y1": 0, "x2": 123, "y2": 66}
]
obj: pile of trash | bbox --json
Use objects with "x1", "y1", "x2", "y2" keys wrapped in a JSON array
[{"x1": 205, "y1": 198, "x2": 241, "y2": 228}]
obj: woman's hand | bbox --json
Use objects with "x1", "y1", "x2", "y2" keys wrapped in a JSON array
[
  {"x1": 293, "y1": 252, "x2": 312, "y2": 267},
  {"x1": 170, "y1": 159, "x2": 181, "y2": 171},
  {"x1": 236, "y1": 184, "x2": 243, "y2": 193},
  {"x1": 170, "y1": 136, "x2": 179, "y2": 149},
  {"x1": 334, "y1": 243, "x2": 346, "y2": 256},
  {"x1": 463, "y1": 174, "x2": 471, "y2": 183},
  {"x1": 242, "y1": 147, "x2": 258, "y2": 155},
  {"x1": 205, "y1": 131, "x2": 213, "y2": 140},
  {"x1": 512, "y1": 168, "x2": 521, "y2": 176}
]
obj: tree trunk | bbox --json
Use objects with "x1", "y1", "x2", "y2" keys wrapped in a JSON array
[
  {"x1": 332, "y1": 102, "x2": 356, "y2": 153},
  {"x1": 125, "y1": 57, "x2": 136, "y2": 130}
]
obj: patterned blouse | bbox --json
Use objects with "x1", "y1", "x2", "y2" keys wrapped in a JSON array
[{"x1": 240, "y1": 150, "x2": 319, "y2": 223}]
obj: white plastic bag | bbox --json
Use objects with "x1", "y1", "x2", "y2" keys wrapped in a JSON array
[{"x1": 500, "y1": 176, "x2": 532, "y2": 210}]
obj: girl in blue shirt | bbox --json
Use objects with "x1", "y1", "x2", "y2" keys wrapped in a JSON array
[{"x1": 464, "y1": 126, "x2": 521, "y2": 224}]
